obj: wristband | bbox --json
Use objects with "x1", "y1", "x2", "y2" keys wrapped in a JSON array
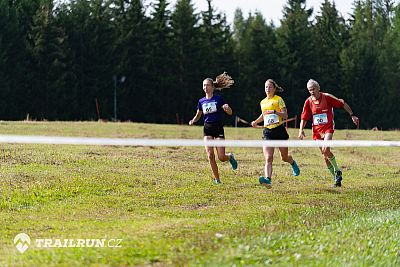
[{"x1": 350, "y1": 113, "x2": 355, "y2": 117}]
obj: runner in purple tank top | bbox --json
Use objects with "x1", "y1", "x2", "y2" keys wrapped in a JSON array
[{"x1": 189, "y1": 73, "x2": 238, "y2": 184}]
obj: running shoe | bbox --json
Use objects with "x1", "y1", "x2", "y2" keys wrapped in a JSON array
[
  {"x1": 334, "y1": 170, "x2": 342, "y2": 187},
  {"x1": 291, "y1": 160, "x2": 300, "y2": 176},
  {"x1": 214, "y1": 179, "x2": 222, "y2": 185},
  {"x1": 229, "y1": 153, "x2": 238, "y2": 170},
  {"x1": 259, "y1": 176, "x2": 272, "y2": 189}
]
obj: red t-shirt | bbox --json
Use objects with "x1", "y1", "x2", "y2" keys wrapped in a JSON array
[{"x1": 301, "y1": 93, "x2": 344, "y2": 140}]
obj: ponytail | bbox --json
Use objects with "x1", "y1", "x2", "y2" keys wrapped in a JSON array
[
  {"x1": 267, "y1": 79, "x2": 284, "y2": 93},
  {"x1": 213, "y1": 72, "x2": 234, "y2": 91}
]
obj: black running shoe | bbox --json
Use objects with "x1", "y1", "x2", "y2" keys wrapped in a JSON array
[{"x1": 334, "y1": 170, "x2": 342, "y2": 187}]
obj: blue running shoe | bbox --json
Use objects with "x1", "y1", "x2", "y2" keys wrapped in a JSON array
[
  {"x1": 334, "y1": 170, "x2": 342, "y2": 187},
  {"x1": 229, "y1": 153, "x2": 238, "y2": 170},
  {"x1": 259, "y1": 176, "x2": 272, "y2": 189},
  {"x1": 213, "y1": 179, "x2": 222, "y2": 185},
  {"x1": 291, "y1": 160, "x2": 300, "y2": 176}
]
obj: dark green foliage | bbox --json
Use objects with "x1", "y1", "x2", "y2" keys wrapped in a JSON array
[
  {"x1": 147, "y1": 0, "x2": 174, "y2": 123},
  {"x1": 198, "y1": 0, "x2": 236, "y2": 125},
  {"x1": 340, "y1": 0, "x2": 395, "y2": 129},
  {"x1": 170, "y1": 0, "x2": 201, "y2": 123},
  {"x1": 233, "y1": 12, "x2": 278, "y2": 121},
  {"x1": 313, "y1": 0, "x2": 348, "y2": 90},
  {"x1": 113, "y1": 0, "x2": 151, "y2": 122},
  {"x1": 29, "y1": 0, "x2": 70, "y2": 119},
  {"x1": 313, "y1": 0, "x2": 349, "y2": 128},
  {"x1": 379, "y1": 2, "x2": 400, "y2": 128},
  {"x1": 0, "y1": 0, "x2": 399, "y2": 128},
  {"x1": 0, "y1": 0, "x2": 19, "y2": 118},
  {"x1": 275, "y1": 0, "x2": 317, "y2": 119}
]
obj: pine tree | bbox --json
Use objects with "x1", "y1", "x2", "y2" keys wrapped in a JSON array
[
  {"x1": 199, "y1": 0, "x2": 236, "y2": 124},
  {"x1": 114, "y1": 0, "x2": 151, "y2": 122},
  {"x1": 30, "y1": 0, "x2": 69, "y2": 119},
  {"x1": 147, "y1": 0, "x2": 174, "y2": 123},
  {"x1": 376, "y1": 0, "x2": 398, "y2": 129},
  {"x1": 63, "y1": 0, "x2": 117, "y2": 120},
  {"x1": 199, "y1": 0, "x2": 234, "y2": 75},
  {"x1": 0, "y1": 0, "x2": 21, "y2": 119},
  {"x1": 311, "y1": 0, "x2": 350, "y2": 128},
  {"x1": 170, "y1": 0, "x2": 201, "y2": 123},
  {"x1": 313, "y1": 0, "x2": 348, "y2": 90},
  {"x1": 275, "y1": 0, "x2": 316, "y2": 118},
  {"x1": 340, "y1": 0, "x2": 390, "y2": 128},
  {"x1": 233, "y1": 11, "x2": 278, "y2": 120},
  {"x1": 12, "y1": 0, "x2": 43, "y2": 120}
]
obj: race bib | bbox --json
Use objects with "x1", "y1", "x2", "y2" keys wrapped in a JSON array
[
  {"x1": 313, "y1": 113, "x2": 328, "y2": 125},
  {"x1": 202, "y1": 102, "x2": 217, "y2": 114},
  {"x1": 264, "y1": 114, "x2": 279, "y2": 126}
]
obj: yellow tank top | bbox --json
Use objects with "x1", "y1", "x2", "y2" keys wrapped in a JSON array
[{"x1": 260, "y1": 95, "x2": 286, "y2": 129}]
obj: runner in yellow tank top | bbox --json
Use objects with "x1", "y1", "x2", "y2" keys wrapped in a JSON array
[
  {"x1": 260, "y1": 95, "x2": 286, "y2": 129},
  {"x1": 251, "y1": 79, "x2": 300, "y2": 189}
]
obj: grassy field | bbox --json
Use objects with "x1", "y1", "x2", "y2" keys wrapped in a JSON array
[{"x1": 0, "y1": 121, "x2": 399, "y2": 266}]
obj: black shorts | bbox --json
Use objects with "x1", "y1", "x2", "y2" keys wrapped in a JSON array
[
  {"x1": 262, "y1": 124, "x2": 289, "y2": 140},
  {"x1": 203, "y1": 122, "x2": 225, "y2": 138}
]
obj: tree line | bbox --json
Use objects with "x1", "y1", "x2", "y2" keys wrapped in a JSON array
[{"x1": 1, "y1": 0, "x2": 399, "y2": 129}]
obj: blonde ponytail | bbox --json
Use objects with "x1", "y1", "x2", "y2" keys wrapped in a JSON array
[
  {"x1": 267, "y1": 79, "x2": 284, "y2": 93},
  {"x1": 213, "y1": 72, "x2": 234, "y2": 91}
]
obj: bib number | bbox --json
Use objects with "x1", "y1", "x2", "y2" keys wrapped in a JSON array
[
  {"x1": 264, "y1": 114, "x2": 279, "y2": 126},
  {"x1": 313, "y1": 113, "x2": 328, "y2": 125},
  {"x1": 202, "y1": 102, "x2": 217, "y2": 114}
]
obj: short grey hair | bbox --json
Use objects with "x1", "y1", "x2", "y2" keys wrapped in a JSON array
[{"x1": 307, "y1": 79, "x2": 320, "y2": 88}]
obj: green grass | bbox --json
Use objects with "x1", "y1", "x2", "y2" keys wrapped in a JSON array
[{"x1": 0, "y1": 121, "x2": 399, "y2": 266}]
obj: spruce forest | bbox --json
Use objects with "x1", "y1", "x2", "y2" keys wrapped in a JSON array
[{"x1": 1, "y1": 0, "x2": 399, "y2": 129}]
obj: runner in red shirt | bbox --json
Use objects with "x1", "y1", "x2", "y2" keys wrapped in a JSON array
[{"x1": 298, "y1": 79, "x2": 359, "y2": 187}]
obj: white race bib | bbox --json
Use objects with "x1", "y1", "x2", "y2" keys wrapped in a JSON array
[
  {"x1": 313, "y1": 113, "x2": 328, "y2": 125},
  {"x1": 264, "y1": 114, "x2": 279, "y2": 126},
  {"x1": 202, "y1": 102, "x2": 217, "y2": 114}
]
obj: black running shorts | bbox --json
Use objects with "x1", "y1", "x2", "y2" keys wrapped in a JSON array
[
  {"x1": 262, "y1": 124, "x2": 289, "y2": 140},
  {"x1": 203, "y1": 121, "x2": 225, "y2": 138}
]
